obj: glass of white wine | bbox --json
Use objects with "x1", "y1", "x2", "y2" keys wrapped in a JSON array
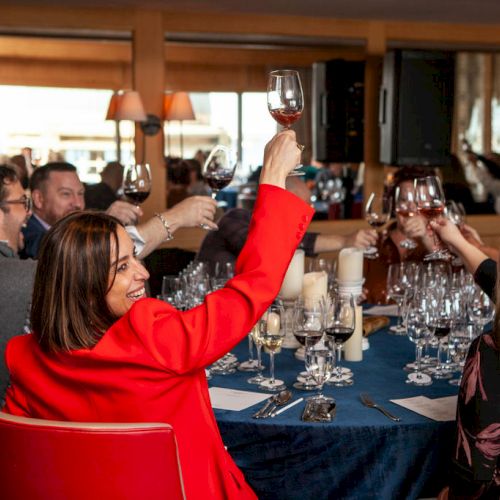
[{"x1": 259, "y1": 302, "x2": 286, "y2": 392}]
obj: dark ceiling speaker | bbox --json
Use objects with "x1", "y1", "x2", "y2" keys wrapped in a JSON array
[
  {"x1": 379, "y1": 50, "x2": 455, "y2": 166},
  {"x1": 140, "y1": 113, "x2": 162, "y2": 136},
  {"x1": 312, "y1": 59, "x2": 365, "y2": 163}
]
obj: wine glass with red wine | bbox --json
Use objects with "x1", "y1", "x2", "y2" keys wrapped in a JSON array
[
  {"x1": 364, "y1": 192, "x2": 392, "y2": 259},
  {"x1": 322, "y1": 293, "x2": 355, "y2": 387},
  {"x1": 203, "y1": 145, "x2": 236, "y2": 202},
  {"x1": 414, "y1": 175, "x2": 450, "y2": 261},
  {"x1": 123, "y1": 163, "x2": 151, "y2": 205},
  {"x1": 267, "y1": 69, "x2": 304, "y2": 176}
]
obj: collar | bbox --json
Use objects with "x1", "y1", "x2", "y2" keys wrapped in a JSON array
[
  {"x1": 33, "y1": 213, "x2": 51, "y2": 231},
  {"x1": 0, "y1": 240, "x2": 17, "y2": 258}
]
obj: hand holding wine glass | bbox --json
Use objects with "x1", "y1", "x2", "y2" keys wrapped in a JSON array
[
  {"x1": 414, "y1": 175, "x2": 450, "y2": 261},
  {"x1": 395, "y1": 185, "x2": 418, "y2": 250},
  {"x1": 123, "y1": 163, "x2": 151, "y2": 205},
  {"x1": 267, "y1": 69, "x2": 305, "y2": 176},
  {"x1": 364, "y1": 192, "x2": 392, "y2": 259},
  {"x1": 203, "y1": 145, "x2": 236, "y2": 201}
]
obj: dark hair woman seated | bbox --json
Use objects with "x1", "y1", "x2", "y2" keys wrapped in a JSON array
[{"x1": 3, "y1": 131, "x2": 313, "y2": 500}]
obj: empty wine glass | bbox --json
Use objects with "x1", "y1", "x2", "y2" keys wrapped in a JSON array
[
  {"x1": 259, "y1": 303, "x2": 286, "y2": 392},
  {"x1": 405, "y1": 307, "x2": 433, "y2": 386},
  {"x1": 203, "y1": 145, "x2": 237, "y2": 203},
  {"x1": 292, "y1": 298, "x2": 324, "y2": 391},
  {"x1": 414, "y1": 175, "x2": 450, "y2": 261},
  {"x1": 123, "y1": 163, "x2": 151, "y2": 206},
  {"x1": 305, "y1": 345, "x2": 334, "y2": 402},
  {"x1": 395, "y1": 184, "x2": 418, "y2": 250},
  {"x1": 322, "y1": 293, "x2": 355, "y2": 387},
  {"x1": 364, "y1": 192, "x2": 392, "y2": 258},
  {"x1": 267, "y1": 69, "x2": 304, "y2": 176}
]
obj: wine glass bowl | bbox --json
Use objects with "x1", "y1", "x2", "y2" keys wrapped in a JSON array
[
  {"x1": 267, "y1": 69, "x2": 305, "y2": 176},
  {"x1": 202, "y1": 145, "x2": 236, "y2": 201},
  {"x1": 364, "y1": 192, "x2": 392, "y2": 259},
  {"x1": 267, "y1": 70, "x2": 304, "y2": 129},
  {"x1": 414, "y1": 175, "x2": 450, "y2": 261},
  {"x1": 123, "y1": 163, "x2": 151, "y2": 205},
  {"x1": 395, "y1": 185, "x2": 418, "y2": 250}
]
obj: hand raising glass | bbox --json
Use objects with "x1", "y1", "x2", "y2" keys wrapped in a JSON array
[{"x1": 267, "y1": 69, "x2": 304, "y2": 176}]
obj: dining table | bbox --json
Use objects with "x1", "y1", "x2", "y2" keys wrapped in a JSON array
[{"x1": 211, "y1": 316, "x2": 459, "y2": 500}]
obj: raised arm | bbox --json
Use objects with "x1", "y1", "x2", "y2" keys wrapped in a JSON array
[{"x1": 123, "y1": 131, "x2": 314, "y2": 373}]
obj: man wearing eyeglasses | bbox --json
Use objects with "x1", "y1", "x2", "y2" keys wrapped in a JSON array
[{"x1": 0, "y1": 165, "x2": 36, "y2": 401}]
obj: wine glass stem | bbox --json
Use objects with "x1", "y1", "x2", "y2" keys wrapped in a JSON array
[
  {"x1": 211, "y1": 191, "x2": 218, "y2": 201},
  {"x1": 248, "y1": 336, "x2": 254, "y2": 362},
  {"x1": 336, "y1": 343, "x2": 343, "y2": 377},
  {"x1": 256, "y1": 344, "x2": 262, "y2": 374},
  {"x1": 269, "y1": 352, "x2": 275, "y2": 384},
  {"x1": 416, "y1": 343, "x2": 423, "y2": 374}
]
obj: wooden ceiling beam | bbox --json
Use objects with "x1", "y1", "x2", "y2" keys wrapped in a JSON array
[{"x1": 0, "y1": 36, "x2": 130, "y2": 62}]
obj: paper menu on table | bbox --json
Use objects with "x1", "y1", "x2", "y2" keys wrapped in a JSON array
[
  {"x1": 363, "y1": 305, "x2": 399, "y2": 317},
  {"x1": 209, "y1": 387, "x2": 270, "y2": 411},
  {"x1": 390, "y1": 395, "x2": 458, "y2": 421}
]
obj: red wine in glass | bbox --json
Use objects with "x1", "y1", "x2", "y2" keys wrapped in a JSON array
[
  {"x1": 269, "y1": 109, "x2": 302, "y2": 128},
  {"x1": 324, "y1": 326, "x2": 354, "y2": 344},
  {"x1": 122, "y1": 163, "x2": 152, "y2": 206},
  {"x1": 123, "y1": 190, "x2": 150, "y2": 204},
  {"x1": 203, "y1": 145, "x2": 236, "y2": 202},
  {"x1": 293, "y1": 330, "x2": 323, "y2": 346},
  {"x1": 205, "y1": 174, "x2": 234, "y2": 193}
]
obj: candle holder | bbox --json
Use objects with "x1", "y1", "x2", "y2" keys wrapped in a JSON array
[{"x1": 281, "y1": 299, "x2": 302, "y2": 348}]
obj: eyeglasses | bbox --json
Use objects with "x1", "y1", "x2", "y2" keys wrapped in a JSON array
[{"x1": 0, "y1": 196, "x2": 32, "y2": 212}]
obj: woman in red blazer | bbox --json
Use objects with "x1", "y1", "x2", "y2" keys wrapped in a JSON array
[{"x1": 3, "y1": 131, "x2": 314, "y2": 499}]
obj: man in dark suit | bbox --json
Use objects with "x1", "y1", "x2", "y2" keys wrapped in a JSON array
[{"x1": 21, "y1": 162, "x2": 140, "y2": 259}]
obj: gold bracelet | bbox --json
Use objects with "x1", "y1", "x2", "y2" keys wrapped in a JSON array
[{"x1": 154, "y1": 212, "x2": 174, "y2": 241}]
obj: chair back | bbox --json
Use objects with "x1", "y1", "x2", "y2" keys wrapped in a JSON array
[{"x1": 0, "y1": 412, "x2": 185, "y2": 500}]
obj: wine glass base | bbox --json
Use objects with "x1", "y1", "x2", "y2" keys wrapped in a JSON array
[
  {"x1": 426, "y1": 367, "x2": 453, "y2": 380},
  {"x1": 403, "y1": 362, "x2": 418, "y2": 372},
  {"x1": 259, "y1": 379, "x2": 286, "y2": 391},
  {"x1": 448, "y1": 377, "x2": 462, "y2": 386},
  {"x1": 423, "y1": 250, "x2": 452, "y2": 262},
  {"x1": 247, "y1": 374, "x2": 268, "y2": 385},
  {"x1": 389, "y1": 325, "x2": 407, "y2": 335},
  {"x1": 200, "y1": 224, "x2": 217, "y2": 231},
  {"x1": 400, "y1": 239, "x2": 417, "y2": 250},
  {"x1": 238, "y1": 360, "x2": 260, "y2": 372},
  {"x1": 326, "y1": 374, "x2": 353, "y2": 386},
  {"x1": 293, "y1": 381, "x2": 319, "y2": 391},
  {"x1": 406, "y1": 372, "x2": 433, "y2": 386},
  {"x1": 364, "y1": 246, "x2": 379, "y2": 259}
]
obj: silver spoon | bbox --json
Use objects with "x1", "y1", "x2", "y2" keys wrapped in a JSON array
[{"x1": 253, "y1": 390, "x2": 292, "y2": 419}]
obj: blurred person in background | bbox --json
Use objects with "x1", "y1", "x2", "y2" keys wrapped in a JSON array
[
  {"x1": 166, "y1": 157, "x2": 191, "y2": 207},
  {"x1": 85, "y1": 161, "x2": 124, "y2": 210}
]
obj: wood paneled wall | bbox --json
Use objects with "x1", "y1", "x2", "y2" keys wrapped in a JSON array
[{"x1": 0, "y1": 5, "x2": 499, "y2": 217}]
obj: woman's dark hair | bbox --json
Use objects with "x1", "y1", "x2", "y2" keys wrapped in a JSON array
[
  {"x1": 31, "y1": 211, "x2": 122, "y2": 352},
  {"x1": 0, "y1": 165, "x2": 18, "y2": 207},
  {"x1": 166, "y1": 157, "x2": 191, "y2": 186},
  {"x1": 388, "y1": 165, "x2": 434, "y2": 200}
]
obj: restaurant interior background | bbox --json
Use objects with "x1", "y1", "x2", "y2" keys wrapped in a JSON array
[{"x1": 0, "y1": 1, "x2": 500, "y2": 251}]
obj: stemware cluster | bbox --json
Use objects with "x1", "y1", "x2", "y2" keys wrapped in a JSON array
[{"x1": 401, "y1": 263, "x2": 494, "y2": 386}]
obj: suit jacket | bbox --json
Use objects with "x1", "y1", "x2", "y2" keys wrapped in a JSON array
[
  {"x1": 0, "y1": 242, "x2": 37, "y2": 401},
  {"x1": 4, "y1": 184, "x2": 314, "y2": 500},
  {"x1": 197, "y1": 207, "x2": 319, "y2": 271},
  {"x1": 20, "y1": 215, "x2": 47, "y2": 259}
]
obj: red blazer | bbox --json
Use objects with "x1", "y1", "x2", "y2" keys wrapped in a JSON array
[{"x1": 4, "y1": 184, "x2": 314, "y2": 500}]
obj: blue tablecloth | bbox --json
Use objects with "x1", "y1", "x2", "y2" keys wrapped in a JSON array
[{"x1": 211, "y1": 321, "x2": 458, "y2": 500}]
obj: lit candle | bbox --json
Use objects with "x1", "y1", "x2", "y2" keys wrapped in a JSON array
[
  {"x1": 338, "y1": 247, "x2": 364, "y2": 283},
  {"x1": 279, "y1": 249, "x2": 304, "y2": 301},
  {"x1": 266, "y1": 312, "x2": 281, "y2": 334},
  {"x1": 302, "y1": 271, "x2": 328, "y2": 309}
]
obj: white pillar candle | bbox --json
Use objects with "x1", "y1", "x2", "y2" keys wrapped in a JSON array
[
  {"x1": 279, "y1": 249, "x2": 304, "y2": 300},
  {"x1": 266, "y1": 312, "x2": 281, "y2": 334},
  {"x1": 338, "y1": 247, "x2": 364, "y2": 283},
  {"x1": 302, "y1": 271, "x2": 328, "y2": 309},
  {"x1": 343, "y1": 305, "x2": 363, "y2": 361}
]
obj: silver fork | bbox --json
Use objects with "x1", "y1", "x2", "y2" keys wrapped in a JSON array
[{"x1": 360, "y1": 393, "x2": 401, "y2": 422}]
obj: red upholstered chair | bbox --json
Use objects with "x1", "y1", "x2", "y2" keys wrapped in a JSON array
[{"x1": 0, "y1": 412, "x2": 186, "y2": 500}]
